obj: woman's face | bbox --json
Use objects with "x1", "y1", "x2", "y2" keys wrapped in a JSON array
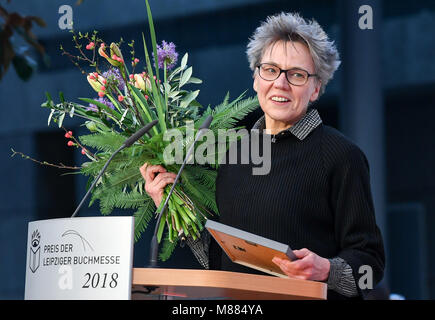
[{"x1": 253, "y1": 40, "x2": 321, "y2": 130}]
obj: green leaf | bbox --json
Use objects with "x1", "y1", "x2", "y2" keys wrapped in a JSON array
[
  {"x1": 163, "y1": 82, "x2": 171, "y2": 95},
  {"x1": 168, "y1": 90, "x2": 180, "y2": 99},
  {"x1": 134, "y1": 200, "x2": 155, "y2": 242},
  {"x1": 141, "y1": 33, "x2": 166, "y2": 132},
  {"x1": 58, "y1": 112, "x2": 65, "y2": 128},
  {"x1": 78, "y1": 97, "x2": 123, "y2": 120},
  {"x1": 145, "y1": 0, "x2": 160, "y2": 83},
  {"x1": 180, "y1": 173, "x2": 218, "y2": 214},
  {"x1": 168, "y1": 65, "x2": 183, "y2": 82},
  {"x1": 69, "y1": 105, "x2": 75, "y2": 118},
  {"x1": 212, "y1": 95, "x2": 259, "y2": 130},
  {"x1": 179, "y1": 67, "x2": 192, "y2": 88},
  {"x1": 157, "y1": 211, "x2": 166, "y2": 243},
  {"x1": 45, "y1": 91, "x2": 53, "y2": 102},
  {"x1": 99, "y1": 189, "x2": 151, "y2": 215},
  {"x1": 43, "y1": 92, "x2": 53, "y2": 109},
  {"x1": 105, "y1": 93, "x2": 123, "y2": 114},
  {"x1": 179, "y1": 90, "x2": 199, "y2": 109},
  {"x1": 47, "y1": 109, "x2": 55, "y2": 126},
  {"x1": 186, "y1": 77, "x2": 202, "y2": 85},
  {"x1": 79, "y1": 131, "x2": 125, "y2": 152},
  {"x1": 105, "y1": 168, "x2": 142, "y2": 190},
  {"x1": 180, "y1": 53, "x2": 188, "y2": 70},
  {"x1": 159, "y1": 235, "x2": 178, "y2": 261},
  {"x1": 129, "y1": 84, "x2": 160, "y2": 135}
]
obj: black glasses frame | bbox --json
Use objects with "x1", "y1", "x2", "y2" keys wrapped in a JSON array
[{"x1": 256, "y1": 63, "x2": 318, "y2": 86}]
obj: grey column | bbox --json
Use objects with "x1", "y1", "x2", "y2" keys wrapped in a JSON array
[{"x1": 338, "y1": 0, "x2": 388, "y2": 285}]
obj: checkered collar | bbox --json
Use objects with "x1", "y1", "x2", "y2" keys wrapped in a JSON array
[{"x1": 252, "y1": 108, "x2": 322, "y2": 141}]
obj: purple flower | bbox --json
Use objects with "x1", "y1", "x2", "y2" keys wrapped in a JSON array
[
  {"x1": 102, "y1": 68, "x2": 125, "y2": 91},
  {"x1": 87, "y1": 97, "x2": 115, "y2": 112},
  {"x1": 153, "y1": 40, "x2": 178, "y2": 70}
]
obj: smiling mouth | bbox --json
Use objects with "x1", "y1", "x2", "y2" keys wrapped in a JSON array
[{"x1": 271, "y1": 96, "x2": 291, "y2": 103}]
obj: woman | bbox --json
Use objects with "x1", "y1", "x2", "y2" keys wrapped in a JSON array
[{"x1": 140, "y1": 12, "x2": 385, "y2": 300}]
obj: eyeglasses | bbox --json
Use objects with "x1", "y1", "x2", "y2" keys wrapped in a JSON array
[{"x1": 256, "y1": 63, "x2": 318, "y2": 86}]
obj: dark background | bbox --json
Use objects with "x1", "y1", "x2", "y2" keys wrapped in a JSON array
[{"x1": 1, "y1": 0, "x2": 434, "y2": 299}]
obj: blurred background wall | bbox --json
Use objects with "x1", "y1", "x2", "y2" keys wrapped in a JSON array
[{"x1": 0, "y1": 0, "x2": 434, "y2": 299}]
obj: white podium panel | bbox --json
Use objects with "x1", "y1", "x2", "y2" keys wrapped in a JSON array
[{"x1": 25, "y1": 217, "x2": 134, "y2": 300}]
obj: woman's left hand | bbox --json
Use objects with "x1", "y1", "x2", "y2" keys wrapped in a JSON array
[{"x1": 272, "y1": 248, "x2": 330, "y2": 281}]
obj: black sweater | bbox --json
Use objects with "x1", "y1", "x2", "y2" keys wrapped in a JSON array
[{"x1": 210, "y1": 123, "x2": 385, "y2": 300}]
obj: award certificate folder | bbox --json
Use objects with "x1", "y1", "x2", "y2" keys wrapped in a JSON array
[{"x1": 205, "y1": 219, "x2": 297, "y2": 278}]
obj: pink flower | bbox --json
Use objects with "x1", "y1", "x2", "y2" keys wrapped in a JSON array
[
  {"x1": 87, "y1": 73, "x2": 107, "y2": 93},
  {"x1": 134, "y1": 74, "x2": 145, "y2": 91},
  {"x1": 81, "y1": 149, "x2": 86, "y2": 155},
  {"x1": 98, "y1": 91, "x2": 105, "y2": 98},
  {"x1": 86, "y1": 42, "x2": 95, "y2": 50},
  {"x1": 99, "y1": 42, "x2": 124, "y2": 67},
  {"x1": 67, "y1": 141, "x2": 74, "y2": 147},
  {"x1": 132, "y1": 58, "x2": 140, "y2": 67},
  {"x1": 118, "y1": 95, "x2": 124, "y2": 102}
]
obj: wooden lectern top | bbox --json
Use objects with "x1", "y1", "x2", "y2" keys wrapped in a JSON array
[{"x1": 132, "y1": 268, "x2": 327, "y2": 300}]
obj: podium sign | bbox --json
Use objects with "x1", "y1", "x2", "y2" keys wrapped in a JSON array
[{"x1": 25, "y1": 217, "x2": 134, "y2": 300}]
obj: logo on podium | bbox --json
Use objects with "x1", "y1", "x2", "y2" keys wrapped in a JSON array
[
  {"x1": 25, "y1": 217, "x2": 134, "y2": 300},
  {"x1": 29, "y1": 230, "x2": 41, "y2": 273}
]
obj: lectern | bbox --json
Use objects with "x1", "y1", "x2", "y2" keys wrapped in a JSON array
[
  {"x1": 25, "y1": 218, "x2": 328, "y2": 300},
  {"x1": 131, "y1": 268, "x2": 327, "y2": 300}
]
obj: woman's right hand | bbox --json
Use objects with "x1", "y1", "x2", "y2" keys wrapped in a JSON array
[{"x1": 139, "y1": 163, "x2": 177, "y2": 207}]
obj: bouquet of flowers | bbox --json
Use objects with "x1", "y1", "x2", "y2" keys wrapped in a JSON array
[{"x1": 14, "y1": 0, "x2": 258, "y2": 261}]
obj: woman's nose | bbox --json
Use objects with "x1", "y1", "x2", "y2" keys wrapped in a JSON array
[{"x1": 273, "y1": 71, "x2": 291, "y2": 89}]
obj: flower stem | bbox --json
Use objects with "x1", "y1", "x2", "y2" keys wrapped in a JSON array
[
  {"x1": 10, "y1": 148, "x2": 81, "y2": 170},
  {"x1": 119, "y1": 68, "x2": 145, "y2": 126},
  {"x1": 164, "y1": 60, "x2": 168, "y2": 125}
]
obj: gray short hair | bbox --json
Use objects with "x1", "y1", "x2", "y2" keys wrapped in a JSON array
[{"x1": 246, "y1": 12, "x2": 341, "y2": 97}]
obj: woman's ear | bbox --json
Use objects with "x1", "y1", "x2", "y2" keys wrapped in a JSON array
[
  {"x1": 310, "y1": 80, "x2": 321, "y2": 102},
  {"x1": 253, "y1": 74, "x2": 258, "y2": 93}
]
